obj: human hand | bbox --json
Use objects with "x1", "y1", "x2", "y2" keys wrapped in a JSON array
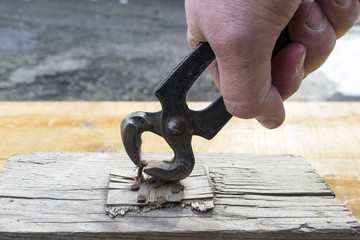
[{"x1": 185, "y1": 0, "x2": 360, "y2": 128}]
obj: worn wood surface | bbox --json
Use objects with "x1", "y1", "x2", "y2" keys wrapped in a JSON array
[
  {"x1": 0, "y1": 101, "x2": 360, "y2": 221},
  {"x1": 0, "y1": 152, "x2": 359, "y2": 239},
  {"x1": 106, "y1": 165, "x2": 214, "y2": 217}
]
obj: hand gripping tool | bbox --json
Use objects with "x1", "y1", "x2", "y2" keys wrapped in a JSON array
[
  {"x1": 121, "y1": 42, "x2": 232, "y2": 182},
  {"x1": 121, "y1": 29, "x2": 289, "y2": 182}
]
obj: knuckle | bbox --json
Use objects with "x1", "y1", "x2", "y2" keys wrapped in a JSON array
[
  {"x1": 208, "y1": 25, "x2": 257, "y2": 56},
  {"x1": 333, "y1": 14, "x2": 359, "y2": 37},
  {"x1": 318, "y1": 0, "x2": 360, "y2": 37}
]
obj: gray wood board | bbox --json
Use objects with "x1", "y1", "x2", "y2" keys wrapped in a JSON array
[
  {"x1": 106, "y1": 165, "x2": 214, "y2": 217},
  {"x1": 0, "y1": 152, "x2": 359, "y2": 239}
]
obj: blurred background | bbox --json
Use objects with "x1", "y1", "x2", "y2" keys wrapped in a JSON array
[{"x1": 0, "y1": 0, "x2": 359, "y2": 101}]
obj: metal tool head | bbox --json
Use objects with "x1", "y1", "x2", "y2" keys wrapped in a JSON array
[{"x1": 121, "y1": 42, "x2": 232, "y2": 182}]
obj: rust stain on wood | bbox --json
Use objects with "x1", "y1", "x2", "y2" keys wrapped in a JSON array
[{"x1": 106, "y1": 165, "x2": 214, "y2": 218}]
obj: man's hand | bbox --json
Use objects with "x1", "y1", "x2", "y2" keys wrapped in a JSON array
[{"x1": 185, "y1": 0, "x2": 360, "y2": 128}]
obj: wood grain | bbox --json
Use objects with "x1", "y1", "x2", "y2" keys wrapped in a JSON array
[
  {"x1": 0, "y1": 152, "x2": 359, "y2": 239},
  {"x1": 0, "y1": 101, "x2": 359, "y2": 220},
  {"x1": 106, "y1": 165, "x2": 214, "y2": 217}
]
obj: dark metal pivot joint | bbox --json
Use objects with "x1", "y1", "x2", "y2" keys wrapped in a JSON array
[{"x1": 167, "y1": 117, "x2": 186, "y2": 136}]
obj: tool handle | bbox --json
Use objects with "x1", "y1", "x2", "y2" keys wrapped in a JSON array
[{"x1": 192, "y1": 95, "x2": 232, "y2": 140}]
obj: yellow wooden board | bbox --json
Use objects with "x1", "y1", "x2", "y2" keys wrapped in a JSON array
[{"x1": 0, "y1": 101, "x2": 359, "y2": 220}]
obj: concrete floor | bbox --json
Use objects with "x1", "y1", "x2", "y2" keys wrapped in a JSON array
[{"x1": 0, "y1": 0, "x2": 358, "y2": 101}]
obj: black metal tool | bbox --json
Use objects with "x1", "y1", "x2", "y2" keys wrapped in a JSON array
[
  {"x1": 121, "y1": 29, "x2": 290, "y2": 182},
  {"x1": 121, "y1": 42, "x2": 232, "y2": 182}
]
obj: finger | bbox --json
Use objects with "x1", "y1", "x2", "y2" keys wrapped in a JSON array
[
  {"x1": 255, "y1": 85, "x2": 285, "y2": 129},
  {"x1": 288, "y1": 0, "x2": 337, "y2": 74},
  {"x1": 207, "y1": 59, "x2": 221, "y2": 90},
  {"x1": 185, "y1": 2, "x2": 221, "y2": 89},
  {"x1": 271, "y1": 43, "x2": 306, "y2": 100},
  {"x1": 317, "y1": 0, "x2": 360, "y2": 38},
  {"x1": 215, "y1": 34, "x2": 286, "y2": 128},
  {"x1": 186, "y1": 29, "x2": 221, "y2": 90},
  {"x1": 185, "y1": 0, "x2": 207, "y2": 49},
  {"x1": 186, "y1": 29, "x2": 204, "y2": 49},
  {"x1": 216, "y1": 36, "x2": 277, "y2": 120}
]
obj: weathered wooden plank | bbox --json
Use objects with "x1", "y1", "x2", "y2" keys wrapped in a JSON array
[
  {"x1": 106, "y1": 165, "x2": 214, "y2": 217},
  {"x1": 0, "y1": 159, "x2": 6, "y2": 170},
  {"x1": 0, "y1": 152, "x2": 359, "y2": 240},
  {"x1": 1, "y1": 102, "x2": 360, "y2": 220}
]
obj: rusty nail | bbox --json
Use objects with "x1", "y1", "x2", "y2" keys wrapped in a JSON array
[
  {"x1": 150, "y1": 180, "x2": 161, "y2": 188},
  {"x1": 171, "y1": 187, "x2": 180, "y2": 194},
  {"x1": 157, "y1": 196, "x2": 167, "y2": 205},
  {"x1": 137, "y1": 194, "x2": 146, "y2": 203},
  {"x1": 137, "y1": 167, "x2": 143, "y2": 179},
  {"x1": 140, "y1": 160, "x2": 148, "y2": 166},
  {"x1": 130, "y1": 183, "x2": 140, "y2": 191}
]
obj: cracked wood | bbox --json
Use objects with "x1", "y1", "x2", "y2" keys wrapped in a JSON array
[{"x1": 0, "y1": 152, "x2": 359, "y2": 239}]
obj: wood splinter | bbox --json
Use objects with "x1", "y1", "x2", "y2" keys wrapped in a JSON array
[{"x1": 106, "y1": 165, "x2": 214, "y2": 217}]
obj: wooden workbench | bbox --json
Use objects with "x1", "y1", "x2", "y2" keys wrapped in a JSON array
[{"x1": 0, "y1": 101, "x2": 359, "y2": 222}]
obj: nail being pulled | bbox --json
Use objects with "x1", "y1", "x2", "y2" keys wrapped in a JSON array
[
  {"x1": 137, "y1": 194, "x2": 146, "y2": 203},
  {"x1": 130, "y1": 160, "x2": 148, "y2": 191},
  {"x1": 171, "y1": 184, "x2": 185, "y2": 194}
]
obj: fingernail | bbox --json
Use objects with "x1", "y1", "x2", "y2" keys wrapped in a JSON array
[
  {"x1": 259, "y1": 119, "x2": 280, "y2": 129},
  {"x1": 335, "y1": 0, "x2": 351, "y2": 6},
  {"x1": 296, "y1": 48, "x2": 306, "y2": 75},
  {"x1": 305, "y1": 2, "x2": 325, "y2": 30}
]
